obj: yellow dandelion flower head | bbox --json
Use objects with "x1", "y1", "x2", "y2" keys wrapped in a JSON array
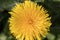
[{"x1": 9, "y1": 1, "x2": 52, "y2": 40}]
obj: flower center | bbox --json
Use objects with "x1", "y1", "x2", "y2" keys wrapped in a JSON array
[{"x1": 28, "y1": 19, "x2": 33, "y2": 25}]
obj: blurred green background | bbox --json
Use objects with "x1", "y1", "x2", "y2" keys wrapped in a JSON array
[{"x1": 0, "y1": 0, "x2": 60, "y2": 40}]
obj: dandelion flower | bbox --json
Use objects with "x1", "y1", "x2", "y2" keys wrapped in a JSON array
[{"x1": 9, "y1": 1, "x2": 52, "y2": 40}]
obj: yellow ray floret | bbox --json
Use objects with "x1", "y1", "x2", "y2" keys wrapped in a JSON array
[{"x1": 9, "y1": 1, "x2": 52, "y2": 40}]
